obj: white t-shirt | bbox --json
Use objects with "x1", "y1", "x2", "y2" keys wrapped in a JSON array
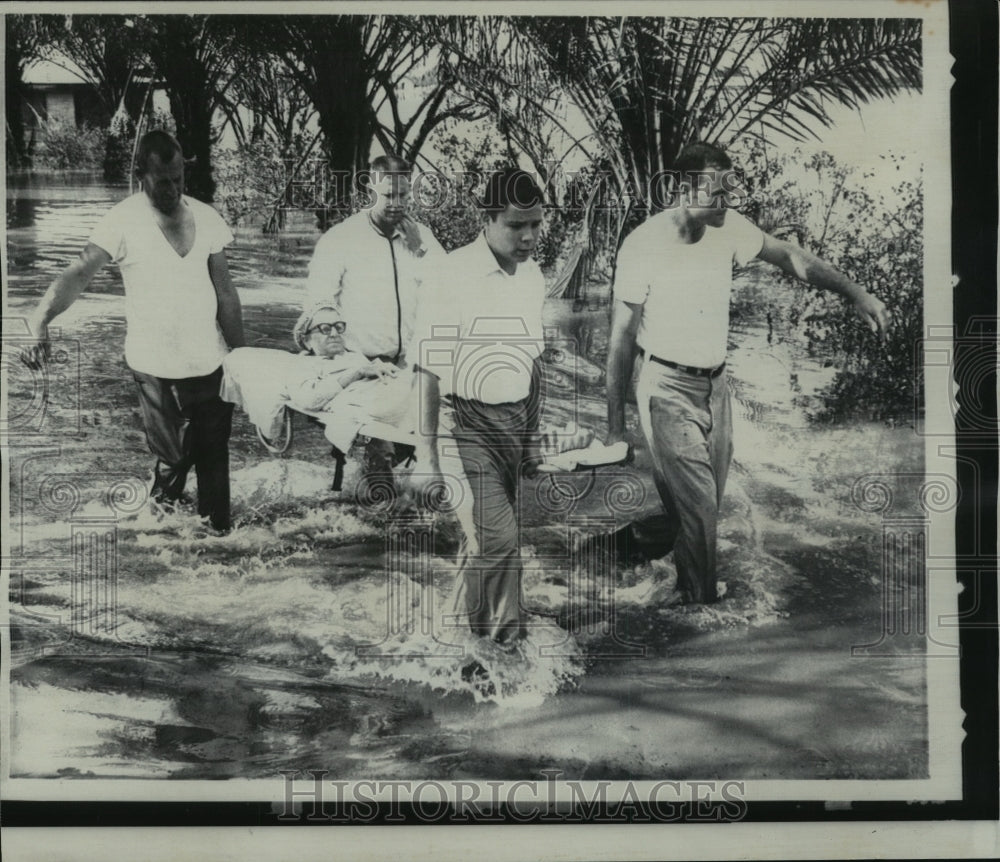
[
  {"x1": 89, "y1": 193, "x2": 234, "y2": 378},
  {"x1": 410, "y1": 233, "x2": 545, "y2": 404},
  {"x1": 305, "y1": 212, "x2": 445, "y2": 361},
  {"x1": 614, "y1": 209, "x2": 764, "y2": 368}
]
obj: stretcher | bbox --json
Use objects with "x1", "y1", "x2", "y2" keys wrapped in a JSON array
[
  {"x1": 221, "y1": 346, "x2": 417, "y2": 490},
  {"x1": 224, "y1": 346, "x2": 630, "y2": 490},
  {"x1": 254, "y1": 405, "x2": 412, "y2": 455},
  {"x1": 253, "y1": 404, "x2": 416, "y2": 490},
  {"x1": 255, "y1": 402, "x2": 630, "y2": 491}
]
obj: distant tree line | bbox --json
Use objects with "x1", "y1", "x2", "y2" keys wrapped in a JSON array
[
  {"x1": 7, "y1": 13, "x2": 920, "y2": 210},
  {"x1": 6, "y1": 12, "x2": 924, "y2": 420}
]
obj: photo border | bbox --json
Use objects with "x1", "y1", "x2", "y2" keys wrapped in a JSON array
[{"x1": 1, "y1": 0, "x2": 996, "y2": 857}]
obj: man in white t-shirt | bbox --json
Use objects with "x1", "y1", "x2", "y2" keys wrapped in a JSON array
[
  {"x1": 606, "y1": 142, "x2": 890, "y2": 604},
  {"x1": 411, "y1": 168, "x2": 547, "y2": 657},
  {"x1": 305, "y1": 155, "x2": 446, "y2": 482},
  {"x1": 22, "y1": 130, "x2": 245, "y2": 532}
]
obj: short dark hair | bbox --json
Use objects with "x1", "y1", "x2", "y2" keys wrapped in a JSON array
[
  {"x1": 135, "y1": 130, "x2": 183, "y2": 176},
  {"x1": 674, "y1": 142, "x2": 733, "y2": 184},
  {"x1": 481, "y1": 168, "x2": 544, "y2": 218},
  {"x1": 370, "y1": 154, "x2": 411, "y2": 180}
]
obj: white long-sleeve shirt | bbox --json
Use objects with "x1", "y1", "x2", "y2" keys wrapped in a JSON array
[{"x1": 305, "y1": 212, "x2": 444, "y2": 362}]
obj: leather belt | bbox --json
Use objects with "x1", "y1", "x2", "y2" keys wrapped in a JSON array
[{"x1": 638, "y1": 348, "x2": 725, "y2": 379}]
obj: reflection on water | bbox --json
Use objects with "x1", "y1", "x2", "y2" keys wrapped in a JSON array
[
  {"x1": 6, "y1": 179, "x2": 927, "y2": 781},
  {"x1": 6, "y1": 173, "x2": 129, "y2": 296},
  {"x1": 7, "y1": 193, "x2": 37, "y2": 229}
]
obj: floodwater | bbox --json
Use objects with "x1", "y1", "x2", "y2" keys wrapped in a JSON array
[{"x1": 5, "y1": 174, "x2": 928, "y2": 782}]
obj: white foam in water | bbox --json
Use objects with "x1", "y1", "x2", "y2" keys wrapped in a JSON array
[
  {"x1": 96, "y1": 533, "x2": 584, "y2": 705},
  {"x1": 312, "y1": 561, "x2": 586, "y2": 706},
  {"x1": 9, "y1": 681, "x2": 180, "y2": 778},
  {"x1": 62, "y1": 453, "x2": 793, "y2": 705},
  {"x1": 272, "y1": 506, "x2": 378, "y2": 544},
  {"x1": 232, "y1": 458, "x2": 340, "y2": 517}
]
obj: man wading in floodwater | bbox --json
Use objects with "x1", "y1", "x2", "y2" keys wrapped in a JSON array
[
  {"x1": 21, "y1": 130, "x2": 245, "y2": 532},
  {"x1": 606, "y1": 142, "x2": 890, "y2": 604},
  {"x1": 411, "y1": 169, "x2": 548, "y2": 684}
]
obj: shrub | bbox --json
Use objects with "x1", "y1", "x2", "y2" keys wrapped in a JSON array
[
  {"x1": 410, "y1": 169, "x2": 482, "y2": 252},
  {"x1": 214, "y1": 138, "x2": 320, "y2": 230},
  {"x1": 732, "y1": 144, "x2": 923, "y2": 423},
  {"x1": 148, "y1": 108, "x2": 176, "y2": 136},
  {"x1": 35, "y1": 121, "x2": 106, "y2": 170},
  {"x1": 411, "y1": 170, "x2": 577, "y2": 270},
  {"x1": 103, "y1": 108, "x2": 135, "y2": 181}
]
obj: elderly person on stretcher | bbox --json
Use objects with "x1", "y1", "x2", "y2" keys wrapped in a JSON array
[
  {"x1": 222, "y1": 302, "x2": 629, "y2": 495},
  {"x1": 221, "y1": 303, "x2": 412, "y2": 467}
]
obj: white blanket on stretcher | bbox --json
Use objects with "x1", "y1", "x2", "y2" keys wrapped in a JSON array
[{"x1": 221, "y1": 347, "x2": 413, "y2": 452}]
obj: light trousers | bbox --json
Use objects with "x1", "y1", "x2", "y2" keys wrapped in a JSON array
[{"x1": 636, "y1": 359, "x2": 733, "y2": 603}]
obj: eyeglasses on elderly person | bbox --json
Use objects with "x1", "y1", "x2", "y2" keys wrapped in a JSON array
[{"x1": 308, "y1": 321, "x2": 347, "y2": 336}]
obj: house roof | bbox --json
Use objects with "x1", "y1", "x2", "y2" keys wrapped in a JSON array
[{"x1": 23, "y1": 57, "x2": 91, "y2": 86}]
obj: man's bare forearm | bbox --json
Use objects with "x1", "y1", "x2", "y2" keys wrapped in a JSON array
[
  {"x1": 217, "y1": 291, "x2": 246, "y2": 348},
  {"x1": 30, "y1": 245, "x2": 109, "y2": 329},
  {"x1": 783, "y1": 245, "x2": 867, "y2": 302},
  {"x1": 209, "y1": 252, "x2": 245, "y2": 348},
  {"x1": 606, "y1": 338, "x2": 636, "y2": 441},
  {"x1": 30, "y1": 270, "x2": 88, "y2": 329},
  {"x1": 759, "y1": 236, "x2": 890, "y2": 339},
  {"x1": 414, "y1": 368, "x2": 441, "y2": 470}
]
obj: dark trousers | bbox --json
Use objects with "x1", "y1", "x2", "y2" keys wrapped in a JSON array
[{"x1": 132, "y1": 366, "x2": 233, "y2": 531}]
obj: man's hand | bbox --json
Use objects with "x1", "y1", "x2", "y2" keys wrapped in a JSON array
[
  {"x1": 399, "y1": 216, "x2": 426, "y2": 257},
  {"x1": 852, "y1": 291, "x2": 891, "y2": 343},
  {"x1": 522, "y1": 433, "x2": 544, "y2": 479},
  {"x1": 209, "y1": 251, "x2": 246, "y2": 349},
  {"x1": 604, "y1": 429, "x2": 627, "y2": 446},
  {"x1": 524, "y1": 423, "x2": 598, "y2": 477},
  {"x1": 19, "y1": 242, "x2": 110, "y2": 371},
  {"x1": 20, "y1": 322, "x2": 52, "y2": 370},
  {"x1": 604, "y1": 422, "x2": 631, "y2": 447}
]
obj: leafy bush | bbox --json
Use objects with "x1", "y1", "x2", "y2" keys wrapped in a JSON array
[
  {"x1": 35, "y1": 121, "x2": 106, "y2": 170},
  {"x1": 149, "y1": 108, "x2": 177, "y2": 136},
  {"x1": 214, "y1": 138, "x2": 320, "y2": 230},
  {"x1": 421, "y1": 117, "x2": 584, "y2": 266},
  {"x1": 733, "y1": 144, "x2": 923, "y2": 423},
  {"x1": 411, "y1": 170, "x2": 577, "y2": 270},
  {"x1": 103, "y1": 108, "x2": 135, "y2": 181},
  {"x1": 410, "y1": 169, "x2": 483, "y2": 252}
]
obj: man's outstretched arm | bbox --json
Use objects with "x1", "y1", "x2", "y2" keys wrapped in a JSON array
[
  {"x1": 23, "y1": 242, "x2": 111, "y2": 369},
  {"x1": 605, "y1": 299, "x2": 644, "y2": 443},
  {"x1": 756, "y1": 233, "x2": 891, "y2": 341}
]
